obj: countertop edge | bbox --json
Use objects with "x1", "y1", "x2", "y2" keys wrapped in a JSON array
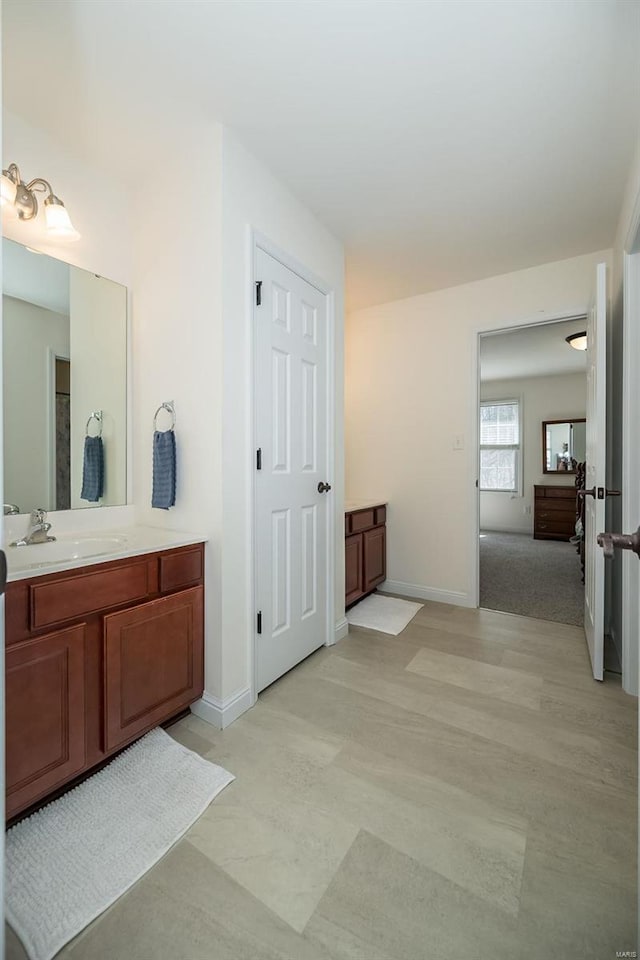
[
  {"x1": 6, "y1": 528, "x2": 208, "y2": 583},
  {"x1": 344, "y1": 500, "x2": 387, "y2": 513}
]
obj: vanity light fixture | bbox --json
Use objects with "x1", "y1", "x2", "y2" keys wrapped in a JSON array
[
  {"x1": 565, "y1": 331, "x2": 587, "y2": 351},
  {"x1": 0, "y1": 162, "x2": 80, "y2": 241}
]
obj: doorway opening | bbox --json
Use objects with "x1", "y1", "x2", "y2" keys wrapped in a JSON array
[{"x1": 477, "y1": 318, "x2": 589, "y2": 631}]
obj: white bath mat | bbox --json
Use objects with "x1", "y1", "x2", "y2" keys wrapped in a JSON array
[
  {"x1": 6, "y1": 727, "x2": 234, "y2": 960},
  {"x1": 347, "y1": 594, "x2": 423, "y2": 635}
]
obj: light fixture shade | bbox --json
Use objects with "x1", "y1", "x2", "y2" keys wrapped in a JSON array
[
  {"x1": 0, "y1": 172, "x2": 17, "y2": 206},
  {"x1": 44, "y1": 196, "x2": 80, "y2": 241},
  {"x1": 566, "y1": 331, "x2": 587, "y2": 351}
]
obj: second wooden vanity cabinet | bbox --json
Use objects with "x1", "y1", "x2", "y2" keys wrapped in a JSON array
[
  {"x1": 5, "y1": 542, "x2": 205, "y2": 821},
  {"x1": 345, "y1": 504, "x2": 387, "y2": 607}
]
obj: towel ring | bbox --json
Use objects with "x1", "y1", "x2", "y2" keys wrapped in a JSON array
[
  {"x1": 153, "y1": 401, "x2": 176, "y2": 432},
  {"x1": 85, "y1": 410, "x2": 103, "y2": 438}
]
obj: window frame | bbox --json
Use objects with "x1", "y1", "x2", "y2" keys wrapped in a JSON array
[{"x1": 479, "y1": 397, "x2": 523, "y2": 495}]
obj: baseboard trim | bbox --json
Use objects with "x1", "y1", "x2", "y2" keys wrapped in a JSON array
[
  {"x1": 379, "y1": 579, "x2": 474, "y2": 608},
  {"x1": 191, "y1": 687, "x2": 253, "y2": 730},
  {"x1": 328, "y1": 617, "x2": 349, "y2": 645},
  {"x1": 481, "y1": 527, "x2": 532, "y2": 536}
]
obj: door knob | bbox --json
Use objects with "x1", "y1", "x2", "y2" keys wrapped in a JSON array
[
  {"x1": 578, "y1": 487, "x2": 596, "y2": 499},
  {"x1": 597, "y1": 527, "x2": 640, "y2": 559},
  {"x1": 317, "y1": 482, "x2": 332, "y2": 494}
]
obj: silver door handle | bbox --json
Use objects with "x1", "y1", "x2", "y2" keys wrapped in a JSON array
[{"x1": 597, "y1": 527, "x2": 640, "y2": 559}]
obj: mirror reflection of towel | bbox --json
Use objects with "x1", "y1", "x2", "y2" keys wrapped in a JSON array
[
  {"x1": 152, "y1": 429, "x2": 176, "y2": 509},
  {"x1": 81, "y1": 436, "x2": 104, "y2": 502}
]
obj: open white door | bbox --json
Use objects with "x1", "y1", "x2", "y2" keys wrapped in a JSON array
[
  {"x1": 255, "y1": 248, "x2": 330, "y2": 692},
  {"x1": 583, "y1": 262, "x2": 607, "y2": 680}
]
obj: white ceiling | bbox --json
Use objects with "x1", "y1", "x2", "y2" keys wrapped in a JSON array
[
  {"x1": 3, "y1": 1, "x2": 639, "y2": 311},
  {"x1": 480, "y1": 317, "x2": 588, "y2": 381}
]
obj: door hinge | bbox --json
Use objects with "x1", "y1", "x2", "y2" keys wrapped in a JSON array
[
  {"x1": 255, "y1": 280, "x2": 262, "y2": 306},
  {"x1": 256, "y1": 447, "x2": 262, "y2": 470},
  {"x1": 257, "y1": 610, "x2": 262, "y2": 634}
]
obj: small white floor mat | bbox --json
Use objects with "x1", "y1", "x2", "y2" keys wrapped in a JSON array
[
  {"x1": 347, "y1": 594, "x2": 423, "y2": 635},
  {"x1": 6, "y1": 727, "x2": 234, "y2": 960}
]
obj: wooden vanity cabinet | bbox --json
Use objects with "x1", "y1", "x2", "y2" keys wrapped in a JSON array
[
  {"x1": 5, "y1": 542, "x2": 205, "y2": 821},
  {"x1": 345, "y1": 504, "x2": 387, "y2": 607},
  {"x1": 6, "y1": 624, "x2": 87, "y2": 818},
  {"x1": 104, "y1": 587, "x2": 203, "y2": 751}
]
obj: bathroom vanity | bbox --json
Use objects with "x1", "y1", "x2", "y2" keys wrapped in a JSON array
[
  {"x1": 5, "y1": 533, "x2": 205, "y2": 820},
  {"x1": 345, "y1": 500, "x2": 387, "y2": 607}
]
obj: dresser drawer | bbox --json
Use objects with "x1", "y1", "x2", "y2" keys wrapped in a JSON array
[
  {"x1": 535, "y1": 518, "x2": 575, "y2": 536},
  {"x1": 536, "y1": 497, "x2": 575, "y2": 514},
  {"x1": 536, "y1": 485, "x2": 575, "y2": 500}
]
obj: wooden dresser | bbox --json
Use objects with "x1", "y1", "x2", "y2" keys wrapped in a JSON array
[
  {"x1": 533, "y1": 485, "x2": 576, "y2": 541},
  {"x1": 345, "y1": 502, "x2": 387, "y2": 607}
]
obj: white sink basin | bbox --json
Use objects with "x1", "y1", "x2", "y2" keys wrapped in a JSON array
[{"x1": 8, "y1": 535, "x2": 129, "y2": 571}]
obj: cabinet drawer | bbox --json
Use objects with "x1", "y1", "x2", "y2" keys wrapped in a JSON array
[
  {"x1": 374, "y1": 506, "x2": 386, "y2": 526},
  {"x1": 103, "y1": 586, "x2": 204, "y2": 751},
  {"x1": 159, "y1": 547, "x2": 203, "y2": 593},
  {"x1": 6, "y1": 625, "x2": 86, "y2": 818},
  {"x1": 30, "y1": 561, "x2": 151, "y2": 630},
  {"x1": 350, "y1": 510, "x2": 375, "y2": 533}
]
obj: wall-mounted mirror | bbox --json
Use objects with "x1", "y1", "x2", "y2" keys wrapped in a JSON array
[
  {"x1": 3, "y1": 238, "x2": 127, "y2": 513},
  {"x1": 543, "y1": 418, "x2": 586, "y2": 474}
]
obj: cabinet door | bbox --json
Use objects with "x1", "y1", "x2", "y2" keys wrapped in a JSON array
[
  {"x1": 6, "y1": 624, "x2": 86, "y2": 819},
  {"x1": 363, "y1": 526, "x2": 386, "y2": 592},
  {"x1": 345, "y1": 534, "x2": 364, "y2": 607},
  {"x1": 103, "y1": 586, "x2": 204, "y2": 751}
]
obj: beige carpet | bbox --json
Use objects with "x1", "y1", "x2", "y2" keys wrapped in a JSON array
[{"x1": 480, "y1": 530, "x2": 583, "y2": 625}]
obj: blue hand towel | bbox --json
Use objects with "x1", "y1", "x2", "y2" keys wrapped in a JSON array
[
  {"x1": 152, "y1": 429, "x2": 176, "y2": 509},
  {"x1": 81, "y1": 435, "x2": 104, "y2": 502}
]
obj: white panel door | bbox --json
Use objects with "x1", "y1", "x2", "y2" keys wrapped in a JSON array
[
  {"x1": 255, "y1": 249, "x2": 329, "y2": 692},
  {"x1": 584, "y1": 262, "x2": 607, "y2": 680}
]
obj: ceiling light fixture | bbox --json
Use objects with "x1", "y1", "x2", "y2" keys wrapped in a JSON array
[
  {"x1": 0, "y1": 162, "x2": 80, "y2": 241},
  {"x1": 566, "y1": 331, "x2": 587, "y2": 351}
]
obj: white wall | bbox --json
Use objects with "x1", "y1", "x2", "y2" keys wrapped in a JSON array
[
  {"x1": 480, "y1": 373, "x2": 586, "y2": 534},
  {"x1": 346, "y1": 248, "x2": 610, "y2": 605},
  {"x1": 131, "y1": 120, "x2": 224, "y2": 708},
  {"x1": 69, "y1": 271, "x2": 127, "y2": 508},
  {"x1": 218, "y1": 130, "x2": 345, "y2": 709},
  {"x1": 3, "y1": 295, "x2": 69, "y2": 512},
  {"x1": 2, "y1": 110, "x2": 134, "y2": 523}
]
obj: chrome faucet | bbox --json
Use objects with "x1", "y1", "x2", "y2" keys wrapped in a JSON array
[
  {"x1": 3, "y1": 503, "x2": 20, "y2": 516},
  {"x1": 10, "y1": 508, "x2": 56, "y2": 547}
]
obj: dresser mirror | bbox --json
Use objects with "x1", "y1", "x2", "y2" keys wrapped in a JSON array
[
  {"x1": 542, "y1": 418, "x2": 586, "y2": 474},
  {"x1": 3, "y1": 238, "x2": 127, "y2": 514}
]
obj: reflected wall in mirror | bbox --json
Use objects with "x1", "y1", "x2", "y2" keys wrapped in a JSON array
[
  {"x1": 543, "y1": 418, "x2": 586, "y2": 474},
  {"x1": 3, "y1": 239, "x2": 127, "y2": 513}
]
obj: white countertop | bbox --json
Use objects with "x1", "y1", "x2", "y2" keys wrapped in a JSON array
[
  {"x1": 344, "y1": 499, "x2": 387, "y2": 512},
  {"x1": 6, "y1": 525, "x2": 207, "y2": 582}
]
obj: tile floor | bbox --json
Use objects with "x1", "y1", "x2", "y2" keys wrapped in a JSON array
[{"x1": 7, "y1": 600, "x2": 638, "y2": 960}]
